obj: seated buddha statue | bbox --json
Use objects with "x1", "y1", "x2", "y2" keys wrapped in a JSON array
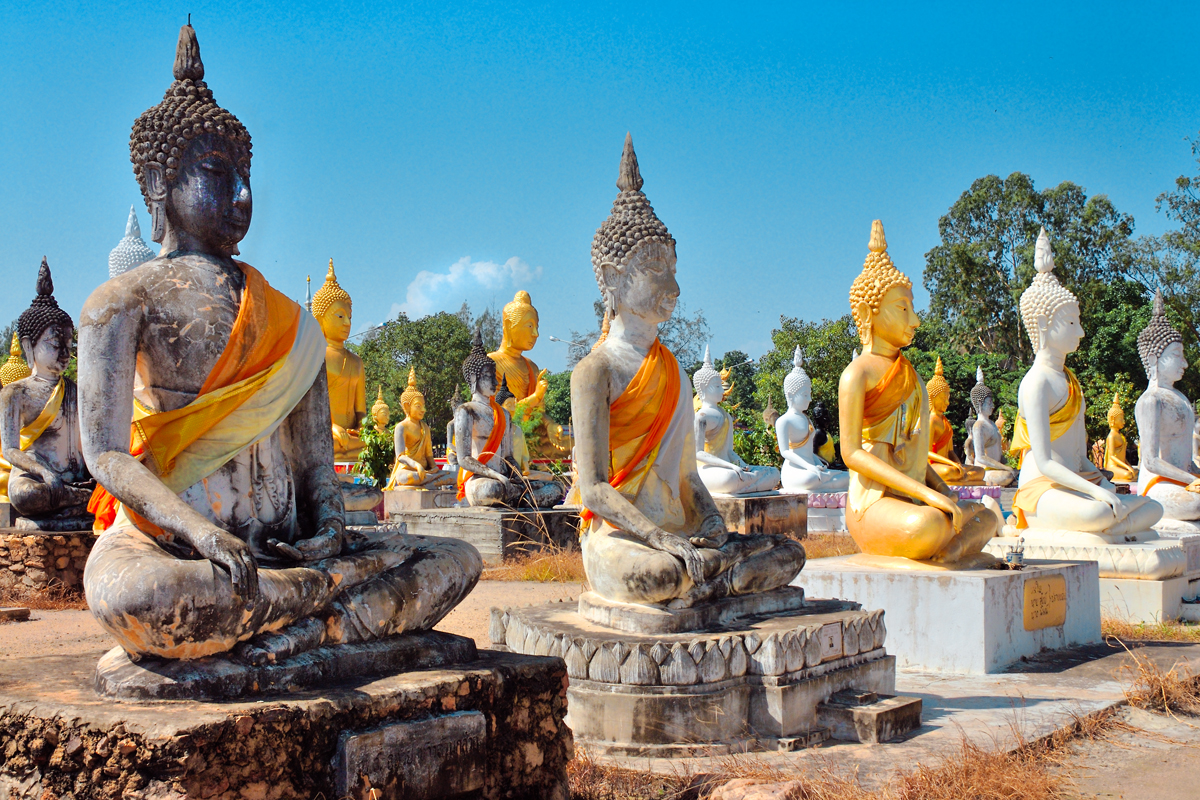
[
  {"x1": 78, "y1": 24, "x2": 480, "y2": 665},
  {"x1": 312, "y1": 260, "x2": 366, "y2": 462},
  {"x1": 925, "y1": 357, "x2": 985, "y2": 485},
  {"x1": 1010, "y1": 228, "x2": 1161, "y2": 535},
  {"x1": 497, "y1": 376, "x2": 557, "y2": 482},
  {"x1": 569, "y1": 134, "x2": 805, "y2": 608},
  {"x1": 370, "y1": 385, "x2": 390, "y2": 435},
  {"x1": 839, "y1": 221, "x2": 999, "y2": 565},
  {"x1": 1105, "y1": 394, "x2": 1137, "y2": 482},
  {"x1": 446, "y1": 385, "x2": 461, "y2": 470},
  {"x1": 385, "y1": 368, "x2": 455, "y2": 490},
  {"x1": 775, "y1": 347, "x2": 848, "y2": 493},
  {"x1": 455, "y1": 330, "x2": 564, "y2": 508},
  {"x1": 488, "y1": 290, "x2": 573, "y2": 459},
  {"x1": 0, "y1": 259, "x2": 96, "y2": 531},
  {"x1": 1134, "y1": 291, "x2": 1200, "y2": 531},
  {"x1": 968, "y1": 367, "x2": 1015, "y2": 486},
  {"x1": 694, "y1": 346, "x2": 780, "y2": 494}
]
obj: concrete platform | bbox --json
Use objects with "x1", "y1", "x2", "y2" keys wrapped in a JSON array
[
  {"x1": 710, "y1": 491, "x2": 807, "y2": 536},
  {"x1": 385, "y1": 506, "x2": 581, "y2": 566},
  {"x1": 383, "y1": 486, "x2": 458, "y2": 513},
  {"x1": 796, "y1": 557, "x2": 1101, "y2": 674}
]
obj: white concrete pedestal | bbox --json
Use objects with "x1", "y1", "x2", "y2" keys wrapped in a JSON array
[{"x1": 795, "y1": 558, "x2": 1100, "y2": 674}]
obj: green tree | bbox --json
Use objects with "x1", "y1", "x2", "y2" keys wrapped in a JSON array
[
  {"x1": 543, "y1": 370, "x2": 572, "y2": 426},
  {"x1": 755, "y1": 314, "x2": 859, "y2": 423},
  {"x1": 352, "y1": 311, "x2": 472, "y2": 436},
  {"x1": 714, "y1": 349, "x2": 758, "y2": 413}
]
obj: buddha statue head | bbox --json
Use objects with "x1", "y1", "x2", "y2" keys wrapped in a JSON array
[
  {"x1": 1107, "y1": 394, "x2": 1125, "y2": 432},
  {"x1": 0, "y1": 333, "x2": 32, "y2": 387},
  {"x1": 1137, "y1": 290, "x2": 1187, "y2": 386},
  {"x1": 591, "y1": 134, "x2": 678, "y2": 327},
  {"x1": 1019, "y1": 228, "x2": 1081, "y2": 356},
  {"x1": 17, "y1": 259, "x2": 74, "y2": 382},
  {"x1": 463, "y1": 328, "x2": 498, "y2": 398},
  {"x1": 692, "y1": 346, "x2": 724, "y2": 406},
  {"x1": 927, "y1": 357, "x2": 950, "y2": 416},
  {"x1": 400, "y1": 367, "x2": 427, "y2": 422},
  {"x1": 313, "y1": 259, "x2": 352, "y2": 346},
  {"x1": 131, "y1": 23, "x2": 252, "y2": 253},
  {"x1": 495, "y1": 374, "x2": 516, "y2": 413},
  {"x1": 970, "y1": 366, "x2": 994, "y2": 419},
  {"x1": 849, "y1": 221, "x2": 917, "y2": 350},
  {"x1": 108, "y1": 206, "x2": 157, "y2": 278},
  {"x1": 783, "y1": 346, "x2": 812, "y2": 413},
  {"x1": 501, "y1": 291, "x2": 540, "y2": 353},
  {"x1": 371, "y1": 385, "x2": 390, "y2": 433}
]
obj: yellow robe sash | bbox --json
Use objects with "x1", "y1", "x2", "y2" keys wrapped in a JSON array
[
  {"x1": 1009, "y1": 368, "x2": 1091, "y2": 528},
  {"x1": 0, "y1": 379, "x2": 65, "y2": 502},
  {"x1": 457, "y1": 399, "x2": 506, "y2": 500},
  {"x1": 849, "y1": 354, "x2": 925, "y2": 516},
  {"x1": 702, "y1": 414, "x2": 733, "y2": 456}
]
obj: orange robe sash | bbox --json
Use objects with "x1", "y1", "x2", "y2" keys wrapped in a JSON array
[
  {"x1": 930, "y1": 414, "x2": 954, "y2": 456},
  {"x1": 1142, "y1": 475, "x2": 1189, "y2": 496},
  {"x1": 862, "y1": 354, "x2": 918, "y2": 431},
  {"x1": 580, "y1": 339, "x2": 680, "y2": 523},
  {"x1": 456, "y1": 398, "x2": 507, "y2": 500},
  {"x1": 89, "y1": 262, "x2": 303, "y2": 535}
]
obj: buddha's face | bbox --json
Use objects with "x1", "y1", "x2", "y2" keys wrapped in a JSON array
[
  {"x1": 506, "y1": 311, "x2": 539, "y2": 352},
  {"x1": 870, "y1": 285, "x2": 920, "y2": 350},
  {"x1": 373, "y1": 406, "x2": 390, "y2": 428},
  {"x1": 979, "y1": 395, "x2": 994, "y2": 420},
  {"x1": 616, "y1": 243, "x2": 679, "y2": 326},
  {"x1": 930, "y1": 391, "x2": 949, "y2": 416},
  {"x1": 698, "y1": 378, "x2": 724, "y2": 406},
  {"x1": 1109, "y1": 410, "x2": 1125, "y2": 431},
  {"x1": 24, "y1": 325, "x2": 71, "y2": 381},
  {"x1": 404, "y1": 396, "x2": 426, "y2": 422},
  {"x1": 320, "y1": 299, "x2": 352, "y2": 345},
  {"x1": 474, "y1": 368, "x2": 497, "y2": 399},
  {"x1": 165, "y1": 133, "x2": 252, "y2": 253},
  {"x1": 1157, "y1": 341, "x2": 1187, "y2": 385},
  {"x1": 1041, "y1": 303, "x2": 1083, "y2": 355},
  {"x1": 786, "y1": 384, "x2": 811, "y2": 414}
]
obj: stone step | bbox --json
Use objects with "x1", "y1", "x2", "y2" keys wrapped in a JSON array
[{"x1": 816, "y1": 690, "x2": 923, "y2": 743}]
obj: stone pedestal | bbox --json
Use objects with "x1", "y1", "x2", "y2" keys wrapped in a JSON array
[
  {"x1": 796, "y1": 557, "x2": 1101, "y2": 674},
  {"x1": 386, "y1": 507, "x2": 580, "y2": 567},
  {"x1": 710, "y1": 491, "x2": 806, "y2": 536},
  {"x1": 491, "y1": 589, "x2": 920, "y2": 755},
  {"x1": 383, "y1": 486, "x2": 458, "y2": 513},
  {"x1": 806, "y1": 492, "x2": 847, "y2": 533},
  {"x1": 0, "y1": 646, "x2": 571, "y2": 800}
]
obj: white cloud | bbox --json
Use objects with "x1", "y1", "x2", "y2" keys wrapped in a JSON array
[{"x1": 393, "y1": 256, "x2": 543, "y2": 318}]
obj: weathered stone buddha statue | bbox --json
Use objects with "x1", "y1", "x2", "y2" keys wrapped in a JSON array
[
  {"x1": 0, "y1": 334, "x2": 31, "y2": 387},
  {"x1": 370, "y1": 385, "x2": 390, "y2": 435},
  {"x1": 968, "y1": 367, "x2": 1015, "y2": 486},
  {"x1": 1105, "y1": 394, "x2": 1137, "y2": 482},
  {"x1": 1009, "y1": 229, "x2": 1161, "y2": 535},
  {"x1": 775, "y1": 347, "x2": 848, "y2": 493},
  {"x1": 0, "y1": 260, "x2": 95, "y2": 530},
  {"x1": 569, "y1": 134, "x2": 805, "y2": 607},
  {"x1": 312, "y1": 259, "x2": 366, "y2": 461},
  {"x1": 838, "y1": 221, "x2": 998, "y2": 565},
  {"x1": 925, "y1": 357, "x2": 985, "y2": 485},
  {"x1": 108, "y1": 206, "x2": 156, "y2": 278},
  {"x1": 455, "y1": 330, "x2": 563, "y2": 508},
  {"x1": 385, "y1": 367, "x2": 455, "y2": 490},
  {"x1": 497, "y1": 376, "x2": 557, "y2": 482},
  {"x1": 78, "y1": 24, "x2": 480, "y2": 668},
  {"x1": 489, "y1": 290, "x2": 573, "y2": 459},
  {"x1": 694, "y1": 346, "x2": 780, "y2": 494},
  {"x1": 446, "y1": 385, "x2": 461, "y2": 470},
  {"x1": 1135, "y1": 292, "x2": 1200, "y2": 533}
]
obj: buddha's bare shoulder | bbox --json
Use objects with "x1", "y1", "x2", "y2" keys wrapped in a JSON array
[{"x1": 571, "y1": 345, "x2": 617, "y2": 385}]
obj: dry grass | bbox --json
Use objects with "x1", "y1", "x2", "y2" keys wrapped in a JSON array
[
  {"x1": 1102, "y1": 615, "x2": 1200, "y2": 643},
  {"x1": 1115, "y1": 640, "x2": 1200, "y2": 714},
  {"x1": 481, "y1": 548, "x2": 587, "y2": 583},
  {"x1": 0, "y1": 581, "x2": 87, "y2": 612},
  {"x1": 803, "y1": 533, "x2": 860, "y2": 560}
]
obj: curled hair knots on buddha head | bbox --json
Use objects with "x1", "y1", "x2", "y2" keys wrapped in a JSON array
[
  {"x1": 692, "y1": 345, "x2": 722, "y2": 396},
  {"x1": 848, "y1": 220, "x2": 912, "y2": 346},
  {"x1": 502, "y1": 291, "x2": 537, "y2": 332},
  {"x1": 591, "y1": 133, "x2": 675, "y2": 315},
  {"x1": 927, "y1": 357, "x2": 950, "y2": 408},
  {"x1": 463, "y1": 328, "x2": 497, "y2": 387},
  {"x1": 1019, "y1": 228, "x2": 1078, "y2": 351},
  {"x1": 783, "y1": 346, "x2": 812, "y2": 400},
  {"x1": 1137, "y1": 290, "x2": 1183, "y2": 373},
  {"x1": 17, "y1": 258, "x2": 74, "y2": 349},
  {"x1": 130, "y1": 23, "x2": 251, "y2": 208},
  {"x1": 969, "y1": 366, "x2": 992, "y2": 414},
  {"x1": 400, "y1": 367, "x2": 424, "y2": 413},
  {"x1": 312, "y1": 259, "x2": 352, "y2": 320},
  {"x1": 495, "y1": 375, "x2": 515, "y2": 407}
]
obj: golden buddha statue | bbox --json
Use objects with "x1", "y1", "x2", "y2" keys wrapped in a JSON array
[
  {"x1": 385, "y1": 368, "x2": 454, "y2": 490},
  {"x1": 312, "y1": 259, "x2": 366, "y2": 461},
  {"x1": 371, "y1": 385, "x2": 390, "y2": 435},
  {"x1": 1105, "y1": 393, "x2": 1137, "y2": 482},
  {"x1": 838, "y1": 221, "x2": 999, "y2": 566},
  {"x1": 0, "y1": 334, "x2": 32, "y2": 386},
  {"x1": 488, "y1": 290, "x2": 572, "y2": 458},
  {"x1": 925, "y1": 357, "x2": 985, "y2": 485}
]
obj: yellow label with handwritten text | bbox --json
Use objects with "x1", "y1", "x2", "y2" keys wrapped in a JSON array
[{"x1": 1023, "y1": 575, "x2": 1067, "y2": 631}]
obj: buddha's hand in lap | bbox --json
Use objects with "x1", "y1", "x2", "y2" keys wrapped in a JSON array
[
  {"x1": 648, "y1": 530, "x2": 706, "y2": 584},
  {"x1": 269, "y1": 522, "x2": 344, "y2": 562},
  {"x1": 923, "y1": 489, "x2": 964, "y2": 532},
  {"x1": 1187, "y1": 479, "x2": 1200, "y2": 494},
  {"x1": 689, "y1": 515, "x2": 730, "y2": 549},
  {"x1": 193, "y1": 527, "x2": 259, "y2": 602}
]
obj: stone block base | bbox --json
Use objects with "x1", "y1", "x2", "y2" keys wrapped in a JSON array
[
  {"x1": 987, "y1": 531, "x2": 1186, "y2": 581},
  {"x1": 385, "y1": 507, "x2": 580, "y2": 566},
  {"x1": 711, "y1": 491, "x2": 806, "y2": 536},
  {"x1": 1101, "y1": 576, "x2": 1189, "y2": 623},
  {"x1": 816, "y1": 690, "x2": 923, "y2": 744},
  {"x1": 0, "y1": 530, "x2": 94, "y2": 594},
  {"x1": 0, "y1": 650, "x2": 571, "y2": 800},
  {"x1": 797, "y1": 557, "x2": 1101, "y2": 673},
  {"x1": 577, "y1": 587, "x2": 806, "y2": 634},
  {"x1": 492, "y1": 598, "x2": 910, "y2": 754},
  {"x1": 383, "y1": 487, "x2": 458, "y2": 513}
]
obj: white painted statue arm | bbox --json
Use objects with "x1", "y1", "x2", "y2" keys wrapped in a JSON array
[
  {"x1": 693, "y1": 408, "x2": 747, "y2": 473},
  {"x1": 774, "y1": 416, "x2": 822, "y2": 473},
  {"x1": 971, "y1": 422, "x2": 1012, "y2": 472},
  {"x1": 1138, "y1": 394, "x2": 1198, "y2": 484}
]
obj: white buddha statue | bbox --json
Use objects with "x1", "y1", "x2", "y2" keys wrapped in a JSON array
[
  {"x1": 968, "y1": 367, "x2": 1015, "y2": 486},
  {"x1": 1135, "y1": 291, "x2": 1200, "y2": 533},
  {"x1": 694, "y1": 346, "x2": 780, "y2": 495},
  {"x1": 1010, "y1": 229, "x2": 1162, "y2": 535},
  {"x1": 774, "y1": 347, "x2": 848, "y2": 493},
  {"x1": 108, "y1": 206, "x2": 156, "y2": 278}
]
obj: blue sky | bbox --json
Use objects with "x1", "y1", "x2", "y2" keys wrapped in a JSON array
[{"x1": 2, "y1": 1, "x2": 1197, "y2": 371}]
